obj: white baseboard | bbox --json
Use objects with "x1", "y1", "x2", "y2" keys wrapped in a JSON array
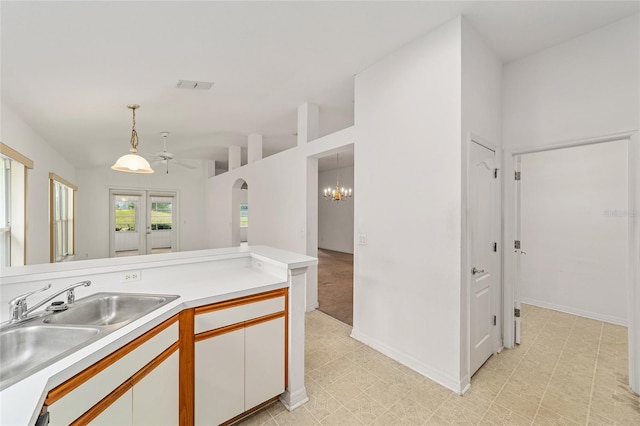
[
  {"x1": 350, "y1": 328, "x2": 466, "y2": 395},
  {"x1": 520, "y1": 297, "x2": 627, "y2": 326},
  {"x1": 306, "y1": 302, "x2": 319, "y2": 312}
]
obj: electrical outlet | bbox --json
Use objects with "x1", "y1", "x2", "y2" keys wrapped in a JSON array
[
  {"x1": 358, "y1": 234, "x2": 367, "y2": 245},
  {"x1": 121, "y1": 270, "x2": 141, "y2": 282}
]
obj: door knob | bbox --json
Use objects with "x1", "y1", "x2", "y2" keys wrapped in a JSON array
[{"x1": 472, "y1": 267, "x2": 485, "y2": 275}]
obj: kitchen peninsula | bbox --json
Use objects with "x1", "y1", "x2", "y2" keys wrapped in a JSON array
[{"x1": 0, "y1": 246, "x2": 316, "y2": 425}]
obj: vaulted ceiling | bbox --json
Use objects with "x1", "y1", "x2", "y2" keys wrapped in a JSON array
[{"x1": 2, "y1": 1, "x2": 638, "y2": 171}]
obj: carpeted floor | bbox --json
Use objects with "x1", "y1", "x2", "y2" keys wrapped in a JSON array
[{"x1": 317, "y1": 248, "x2": 353, "y2": 326}]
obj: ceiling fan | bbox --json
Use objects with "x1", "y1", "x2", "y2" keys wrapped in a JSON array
[{"x1": 146, "y1": 132, "x2": 196, "y2": 174}]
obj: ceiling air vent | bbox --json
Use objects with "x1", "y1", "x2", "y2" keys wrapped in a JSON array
[{"x1": 176, "y1": 80, "x2": 214, "y2": 90}]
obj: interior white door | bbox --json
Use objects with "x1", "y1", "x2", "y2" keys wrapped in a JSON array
[{"x1": 469, "y1": 141, "x2": 498, "y2": 376}]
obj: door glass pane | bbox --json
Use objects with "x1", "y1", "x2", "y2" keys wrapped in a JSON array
[
  {"x1": 114, "y1": 195, "x2": 140, "y2": 256},
  {"x1": 149, "y1": 196, "x2": 173, "y2": 254}
]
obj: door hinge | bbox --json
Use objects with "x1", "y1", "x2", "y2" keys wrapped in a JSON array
[
  {"x1": 515, "y1": 171, "x2": 521, "y2": 181},
  {"x1": 514, "y1": 240, "x2": 521, "y2": 249},
  {"x1": 493, "y1": 315, "x2": 497, "y2": 326},
  {"x1": 494, "y1": 168, "x2": 498, "y2": 179},
  {"x1": 514, "y1": 308, "x2": 521, "y2": 318},
  {"x1": 493, "y1": 242, "x2": 497, "y2": 252}
]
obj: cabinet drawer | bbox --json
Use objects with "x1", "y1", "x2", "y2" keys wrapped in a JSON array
[
  {"x1": 47, "y1": 322, "x2": 178, "y2": 426},
  {"x1": 195, "y1": 296, "x2": 284, "y2": 334}
]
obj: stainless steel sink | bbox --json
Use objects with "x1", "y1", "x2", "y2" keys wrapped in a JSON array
[
  {"x1": 0, "y1": 292, "x2": 179, "y2": 390},
  {"x1": 43, "y1": 293, "x2": 179, "y2": 326},
  {"x1": 0, "y1": 324, "x2": 100, "y2": 387}
]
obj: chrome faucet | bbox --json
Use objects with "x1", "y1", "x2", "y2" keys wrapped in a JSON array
[{"x1": 8, "y1": 280, "x2": 91, "y2": 323}]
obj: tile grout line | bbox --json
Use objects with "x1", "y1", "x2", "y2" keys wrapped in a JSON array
[
  {"x1": 474, "y1": 308, "x2": 554, "y2": 425},
  {"x1": 585, "y1": 322, "x2": 605, "y2": 426},
  {"x1": 530, "y1": 314, "x2": 578, "y2": 425}
]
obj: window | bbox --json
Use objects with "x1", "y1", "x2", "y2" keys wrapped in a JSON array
[
  {"x1": 1, "y1": 143, "x2": 32, "y2": 267},
  {"x1": 49, "y1": 174, "x2": 76, "y2": 263},
  {"x1": 240, "y1": 203, "x2": 248, "y2": 228},
  {"x1": 150, "y1": 198, "x2": 173, "y2": 231},
  {"x1": 115, "y1": 199, "x2": 138, "y2": 231}
]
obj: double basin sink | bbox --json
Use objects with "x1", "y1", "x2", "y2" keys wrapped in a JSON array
[{"x1": 0, "y1": 292, "x2": 179, "y2": 390}]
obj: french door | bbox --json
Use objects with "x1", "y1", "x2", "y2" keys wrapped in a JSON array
[{"x1": 109, "y1": 189, "x2": 177, "y2": 257}]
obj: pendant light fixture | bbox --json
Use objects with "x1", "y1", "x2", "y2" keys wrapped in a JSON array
[
  {"x1": 111, "y1": 104, "x2": 154, "y2": 174},
  {"x1": 323, "y1": 153, "x2": 352, "y2": 201}
]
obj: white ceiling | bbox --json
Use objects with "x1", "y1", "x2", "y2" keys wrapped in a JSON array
[{"x1": 2, "y1": 1, "x2": 638, "y2": 172}]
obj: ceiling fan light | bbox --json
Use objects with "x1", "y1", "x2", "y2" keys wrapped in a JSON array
[{"x1": 111, "y1": 153, "x2": 154, "y2": 173}]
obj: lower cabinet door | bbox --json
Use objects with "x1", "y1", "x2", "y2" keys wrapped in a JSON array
[
  {"x1": 89, "y1": 389, "x2": 133, "y2": 426},
  {"x1": 195, "y1": 329, "x2": 244, "y2": 425},
  {"x1": 245, "y1": 317, "x2": 285, "y2": 410},
  {"x1": 132, "y1": 351, "x2": 179, "y2": 425}
]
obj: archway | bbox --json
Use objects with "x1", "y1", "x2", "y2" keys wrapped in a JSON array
[{"x1": 232, "y1": 179, "x2": 248, "y2": 246}]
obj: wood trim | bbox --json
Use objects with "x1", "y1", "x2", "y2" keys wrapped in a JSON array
[
  {"x1": 45, "y1": 314, "x2": 179, "y2": 405},
  {"x1": 194, "y1": 288, "x2": 287, "y2": 315},
  {"x1": 244, "y1": 311, "x2": 285, "y2": 328},
  {"x1": 131, "y1": 341, "x2": 179, "y2": 386},
  {"x1": 195, "y1": 320, "x2": 246, "y2": 341},
  {"x1": 49, "y1": 178, "x2": 54, "y2": 263},
  {"x1": 179, "y1": 309, "x2": 195, "y2": 426},
  {"x1": 194, "y1": 311, "x2": 285, "y2": 342},
  {"x1": 69, "y1": 381, "x2": 132, "y2": 426},
  {"x1": 0, "y1": 142, "x2": 33, "y2": 168},
  {"x1": 48, "y1": 172, "x2": 78, "y2": 191},
  {"x1": 23, "y1": 166, "x2": 28, "y2": 264},
  {"x1": 221, "y1": 396, "x2": 280, "y2": 426}
]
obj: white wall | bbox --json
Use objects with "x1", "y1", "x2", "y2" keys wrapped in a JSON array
[
  {"x1": 520, "y1": 141, "x2": 628, "y2": 325},
  {"x1": 461, "y1": 18, "x2": 503, "y2": 384},
  {"x1": 353, "y1": 17, "x2": 465, "y2": 392},
  {"x1": 502, "y1": 14, "x2": 640, "y2": 392},
  {"x1": 75, "y1": 164, "x2": 208, "y2": 261},
  {"x1": 0, "y1": 103, "x2": 76, "y2": 265},
  {"x1": 318, "y1": 165, "x2": 354, "y2": 254},
  {"x1": 206, "y1": 127, "x2": 355, "y2": 312},
  {"x1": 503, "y1": 15, "x2": 639, "y2": 320},
  {"x1": 503, "y1": 14, "x2": 640, "y2": 150}
]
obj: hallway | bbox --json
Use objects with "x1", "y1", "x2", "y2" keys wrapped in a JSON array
[{"x1": 317, "y1": 249, "x2": 353, "y2": 326}]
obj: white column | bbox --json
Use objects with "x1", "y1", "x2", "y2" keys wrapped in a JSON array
[
  {"x1": 248, "y1": 134, "x2": 263, "y2": 164},
  {"x1": 206, "y1": 160, "x2": 216, "y2": 178},
  {"x1": 280, "y1": 267, "x2": 309, "y2": 411},
  {"x1": 228, "y1": 146, "x2": 241, "y2": 170},
  {"x1": 297, "y1": 103, "x2": 319, "y2": 146}
]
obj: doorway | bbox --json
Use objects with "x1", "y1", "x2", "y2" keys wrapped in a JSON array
[
  {"x1": 503, "y1": 131, "x2": 640, "y2": 394},
  {"x1": 232, "y1": 179, "x2": 248, "y2": 247},
  {"x1": 317, "y1": 150, "x2": 354, "y2": 325},
  {"x1": 109, "y1": 189, "x2": 177, "y2": 257}
]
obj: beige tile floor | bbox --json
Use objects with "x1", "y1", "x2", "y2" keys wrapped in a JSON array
[{"x1": 237, "y1": 304, "x2": 640, "y2": 425}]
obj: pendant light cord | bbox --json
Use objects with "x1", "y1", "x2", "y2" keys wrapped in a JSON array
[{"x1": 130, "y1": 107, "x2": 139, "y2": 152}]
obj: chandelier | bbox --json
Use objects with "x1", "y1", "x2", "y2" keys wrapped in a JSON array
[
  {"x1": 323, "y1": 153, "x2": 352, "y2": 201},
  {"x1": 111, "y1": 104, "x2": 154, "y2": 174}
]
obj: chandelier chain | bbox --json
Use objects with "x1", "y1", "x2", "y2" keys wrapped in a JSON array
[{"x1": 130, "y1": 107, "x2": 139, "y2": 152}]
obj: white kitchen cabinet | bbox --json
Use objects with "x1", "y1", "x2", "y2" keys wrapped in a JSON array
[
  {"x1": 195, "y1": 329, "x2": 245, "y2": 425},
  {"x1": 132, "y1": 351, "x2": 179, "y2": 426},
  {"x1": 194, "y1": 290, "x2": 286, "y2": 425},
  {"x1": 245, "y1": 317, "x2": 285, "y2": 409}
]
